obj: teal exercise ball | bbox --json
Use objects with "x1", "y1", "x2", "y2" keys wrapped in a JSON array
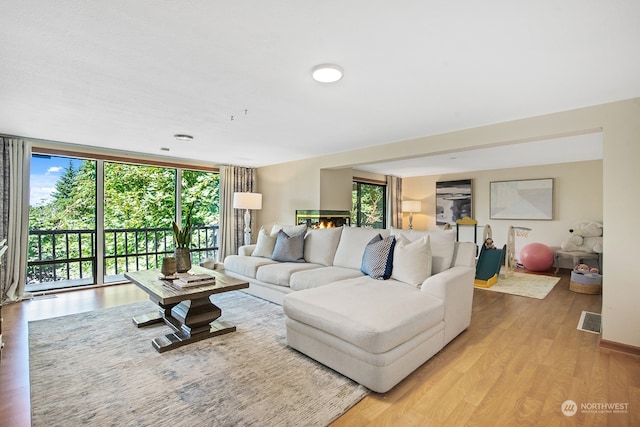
[{"x1": 520, "y1": 243, "x2": 554, "y2": 272}]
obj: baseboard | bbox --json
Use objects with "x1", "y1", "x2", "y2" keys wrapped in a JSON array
[{"x1": 599, "y1": 338, "x2": 640, "y2": 357}]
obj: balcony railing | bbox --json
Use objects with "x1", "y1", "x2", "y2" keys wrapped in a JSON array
[{"x1": 27, "y1": 225, "x2": 218, "y2": 291}]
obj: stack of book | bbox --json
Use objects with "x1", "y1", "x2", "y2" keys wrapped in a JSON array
[{"x1": 173, "y1": 273, "x2": 216, "y2": 288}]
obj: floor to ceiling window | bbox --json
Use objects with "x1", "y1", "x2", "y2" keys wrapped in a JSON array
[
  {"x1": 27, "y1": 151, "x2": 219, "y2": 291},
  {"x1": 28, "y1": 155, "x2": 97, "y2": 292},
  {"x1": 352, "y1": 180, "x2": 386, "y2": 229}
]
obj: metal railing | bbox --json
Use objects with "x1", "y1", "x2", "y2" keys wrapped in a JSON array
[{"x1": 27, "y1": 225, "x2": 219, "y2": 289}]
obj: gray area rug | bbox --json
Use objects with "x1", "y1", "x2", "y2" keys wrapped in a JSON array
[{"x1": 29, "y1": 292, "x2": 368, "y2": 427}]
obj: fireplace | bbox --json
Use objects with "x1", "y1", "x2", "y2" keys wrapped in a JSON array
[{"x1": 296, "y1": 210, "x2": 351, "y2": 228}]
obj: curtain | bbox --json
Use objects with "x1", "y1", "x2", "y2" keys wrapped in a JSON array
[
  {"x1": 386, "y1": 175, "x2": 402, "y2": 229},
  {"x1": 1, "y1": 137, "x2": 31, "y2": 302},
  {"x1": 218, "y1": 166, "x2": 257, "y2": 261}
]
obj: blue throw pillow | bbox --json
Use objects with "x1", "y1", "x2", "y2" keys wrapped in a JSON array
[
  {"x1": 361, "y1": 234, "x2": 396, "y2": 280},
  {"x1": 271, "y1": 229, "x2": 306, "y2": 262}
]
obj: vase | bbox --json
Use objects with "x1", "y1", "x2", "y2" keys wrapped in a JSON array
[
  {"x1": 174, "y1": 248, "x2": 192, "y2": 273},
  {"x1": 161, "y1": 256, "x2": 177, "y2": 277}
]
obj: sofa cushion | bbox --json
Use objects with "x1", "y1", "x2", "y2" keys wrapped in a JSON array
[
  {"x1": 391, "y1": 234, "x2": 432, "y2": 287},
  {"x1": 256, "y1": 262, "x2": 324, "y2": 287},
  {"x1": 289, "y1": 266, "x2": 364, "y2": 291},
  {"x1": 223, "y1": 255, "x2": 277, "y2": 279},
  {"x1": 272, "y1": 230, "x2": 305, "y2": 263},
  {"x1": 283, "y1": 277, "x2": 444, "y2": 354},
  {"x1": 251, "y1": 227, "x2": 277, "y2": 258},
  {"x1": 304, "y1": 227, "x2": 343, "y2": 266},
  {"x1": 333, "y1": 227, "x2": 391, "y2": 270},
  {"x1": 361, "y1": 234, "x2": 396, "y2": 280},
  {"x1": 271, "y1": 223, "x2": 308, "y2": 237},
  {"x1": 391, "y1": 228, "x2": 455, "y2": 274}
]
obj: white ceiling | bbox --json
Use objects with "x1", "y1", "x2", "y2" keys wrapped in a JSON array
[{"x1": 1, "y1": 1, "x2": 638, "y2": 176}]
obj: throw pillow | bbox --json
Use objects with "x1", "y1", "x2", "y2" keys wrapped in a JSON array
[
  {"x1": 303, "y1": 227, "x2": 343, "y2": 266},
  {"x1": 361, "y1": 234, "x2": 396, "y2": 280},
  {"x1": 251, "y1": 227, "x2": 277, "y2": 258},
  {"x1": 270, "y1": 223, "x2": 308, "y2": 237},
  {"x1": 391, "y1": 234, "x2": 432, "y2": 287},
  {"x1": 271, "y1": 229, "x2": 306, "y2": 262}
]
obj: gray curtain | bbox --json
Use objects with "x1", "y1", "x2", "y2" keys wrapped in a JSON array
[
  {"x1": 1, "y1": 137, "x2": 31, "y2": 302},
  {"x1": 386, "y1": 175, "x2": 402, "y2": 229},
  {"x1": 218, "y1": 166, "x2": 257, "y2": 261}
]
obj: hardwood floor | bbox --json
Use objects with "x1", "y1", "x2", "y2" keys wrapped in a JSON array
[
  {"x1": 332, "y1": 270, "x2": 640, "y2": 427},
  {"x1": 1, "y1": 270, "x2": 638, "y2": 426}
]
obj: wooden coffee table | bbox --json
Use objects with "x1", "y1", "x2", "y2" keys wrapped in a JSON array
[{"x1": 125, "y1": 266, "x2": 249, "y2": 353}]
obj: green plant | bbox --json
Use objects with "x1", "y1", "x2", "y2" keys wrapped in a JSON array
[{"x1": 172, "y1": 202, "x2": 195, "y2": 248}]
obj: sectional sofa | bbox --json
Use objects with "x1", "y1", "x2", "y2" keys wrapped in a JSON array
[{"x1": 223, "y1": 225, "x2": 476, "y2": 393}]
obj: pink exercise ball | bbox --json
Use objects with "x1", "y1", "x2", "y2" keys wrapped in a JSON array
[{"x1": 519, "y1": 243, "x2": 554, "y2": 272}]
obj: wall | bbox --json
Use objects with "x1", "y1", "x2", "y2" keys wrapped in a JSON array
[
  {"x1": 401, "y1": 160, "x2": 603, "y2": 254},
  {"x1": 257, "y1": 98, "x2": 640, "y2": 348},
  {"x1": 319, "y1": 168, "x2": 353, "y2": 210}
]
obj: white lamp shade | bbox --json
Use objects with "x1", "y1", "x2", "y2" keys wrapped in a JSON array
[
  {"x1": 233, "y1": 192, "x2": 262, "y2": 210},
  {"x1": 401, "y1": 200, "x2": 421, "y2": 213}
]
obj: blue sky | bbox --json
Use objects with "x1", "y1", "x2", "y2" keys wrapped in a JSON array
[{"x1": 30, "y1": 155, "x2": 83, "y2": 206}]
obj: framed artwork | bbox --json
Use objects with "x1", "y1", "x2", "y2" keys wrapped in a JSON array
[
  {"x1": 436, "y1": 179, "x2": 473, "y2": 226},
  {"x1": 490, "y1": 178, "x2": 553, "y2": 220}
]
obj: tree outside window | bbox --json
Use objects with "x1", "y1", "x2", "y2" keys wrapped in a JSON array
[{"x1": 352, "y1": 181, "x2": 386, "y2": 228}]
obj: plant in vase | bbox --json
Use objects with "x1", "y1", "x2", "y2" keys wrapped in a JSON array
[{"x1": 172, "y1": 203, "x2": 195, "y2": 273}]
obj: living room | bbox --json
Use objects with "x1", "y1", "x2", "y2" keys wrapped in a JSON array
[{"x1": 2, "y1": 2, "x2": 640, "y2": 426}]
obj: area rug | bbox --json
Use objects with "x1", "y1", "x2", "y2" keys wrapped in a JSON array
[
  {"x1": 29, "y1": 292, "x2": 368, "y2": 427},
  {"x1": 474, "y1": 271, "x2": 560, "y2": 299}
]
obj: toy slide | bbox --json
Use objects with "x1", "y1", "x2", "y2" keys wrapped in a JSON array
[{"x1": 474, "y1": 244, "x2": 506, "y2": 288}]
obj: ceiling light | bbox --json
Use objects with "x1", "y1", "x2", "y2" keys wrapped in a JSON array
[
  {"x1": 312, "y1": 64, "x2": 343, "y2": 83},
  {"x1": 173, "y1": 134, "x2": 193, "y2": 141}
]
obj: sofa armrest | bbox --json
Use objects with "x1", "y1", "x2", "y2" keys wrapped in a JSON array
[
  {"x1": 421, "y1": 265, "x2": 475, "y2": 344},
  {"x1": 238, "y1": 245, "x2": 256, "y2": 256}
]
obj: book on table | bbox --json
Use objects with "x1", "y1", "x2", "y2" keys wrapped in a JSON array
[{"x1": 173, "y1": 273, "x2": 216, "y2": 288}]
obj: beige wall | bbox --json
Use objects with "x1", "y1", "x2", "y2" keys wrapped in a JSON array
[
  {"x1": 257, "y1": 98, "x2": 640, "y2": 348},
  {"x1": 319, "y1": 168, "x2": 353, "y2": 211},
  {"x1": 401, "y1": 160, "x2": 603, "y2": 254}
]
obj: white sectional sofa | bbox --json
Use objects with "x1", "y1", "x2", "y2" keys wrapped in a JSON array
[{"x1": 223, "y1": 225, "x2": 476, "y2": 393}]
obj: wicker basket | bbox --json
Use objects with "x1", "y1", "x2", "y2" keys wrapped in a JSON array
[{"x1": 570, "y1": 270, "x2": 602, "y2": 295}]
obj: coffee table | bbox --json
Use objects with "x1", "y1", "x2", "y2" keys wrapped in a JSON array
[{"x1": 125, "y1": 265, "x2": 249, "y2": 353}]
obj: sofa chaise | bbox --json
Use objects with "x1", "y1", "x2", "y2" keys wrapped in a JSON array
[{"x1": 223, "y1": 225, "x2": 475, "y2": 392}]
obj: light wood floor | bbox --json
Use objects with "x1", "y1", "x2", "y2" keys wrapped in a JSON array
[{"x1": 1, "y1": 270, "x2": 638, "y2": 426}]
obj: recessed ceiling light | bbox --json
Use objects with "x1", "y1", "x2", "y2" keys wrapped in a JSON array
[
  {"x1": 173, "y1": 134, "x2": 194, "y2": 141},
  {"x1": 311, "y1": 64, "x2": 343, "y2": 83}
]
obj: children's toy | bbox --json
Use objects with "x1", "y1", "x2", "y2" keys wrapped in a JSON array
[
  {"x1": 561, "y1": 220, "x2": 603, "y2": 253},
  {"x1": 475, "y1": 225, "x2": 505, "y2": 288},
  {"x1": 520, "y1": 242, "x2": 554, "y2": 272}
]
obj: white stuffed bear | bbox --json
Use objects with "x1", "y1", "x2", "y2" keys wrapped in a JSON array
[{"x1": 561, "y1": 220, "x2": 603, "y2": 253}]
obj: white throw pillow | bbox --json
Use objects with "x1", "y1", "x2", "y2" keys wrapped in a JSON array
[
  {"x1": 334, "y1": 227, "x2": 391, "y2": 270},
  {"x1": 251, "y1": 227, "x2": 277, "y2": 258},
  {"x1": 271, "y1": 223, "x2": 308, "y2": 237},
  {"x1": 391, "y1": 234, "x2": 432, "y2": 287},
  {"x1": 390, "y1": 228, "x2": 455, "y2": 274},
  {"x1": 304, "y1": 227, "x2": 343, "y2": 266}
]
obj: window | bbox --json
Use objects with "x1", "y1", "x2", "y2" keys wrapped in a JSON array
[
  {"x1": 28, "y1": 151, "x2": 219, "y2": 291},
  {"x1": 352, "y1": 181, "x2": 386, "y2": 229}
]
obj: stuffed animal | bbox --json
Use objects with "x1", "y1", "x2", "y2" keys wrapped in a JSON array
[
  {"x1": 484, "y1": 238, "x2": 496, "y2": 250},
  {"x1": 561, "y1": 220, "x2": 603, "y2": 253}
]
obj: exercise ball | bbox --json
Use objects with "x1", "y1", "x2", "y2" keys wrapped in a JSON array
[{"x1": 519, "y1": 243, "x2": 554, "y2": 272}]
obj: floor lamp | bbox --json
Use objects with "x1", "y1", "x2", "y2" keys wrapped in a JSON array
[
  {"x1": 401, "y1": 200, "x2": 421, "y2": 230},
  {"x1": 233, "y1": 192, "x2": 263, "y2": 246}
]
